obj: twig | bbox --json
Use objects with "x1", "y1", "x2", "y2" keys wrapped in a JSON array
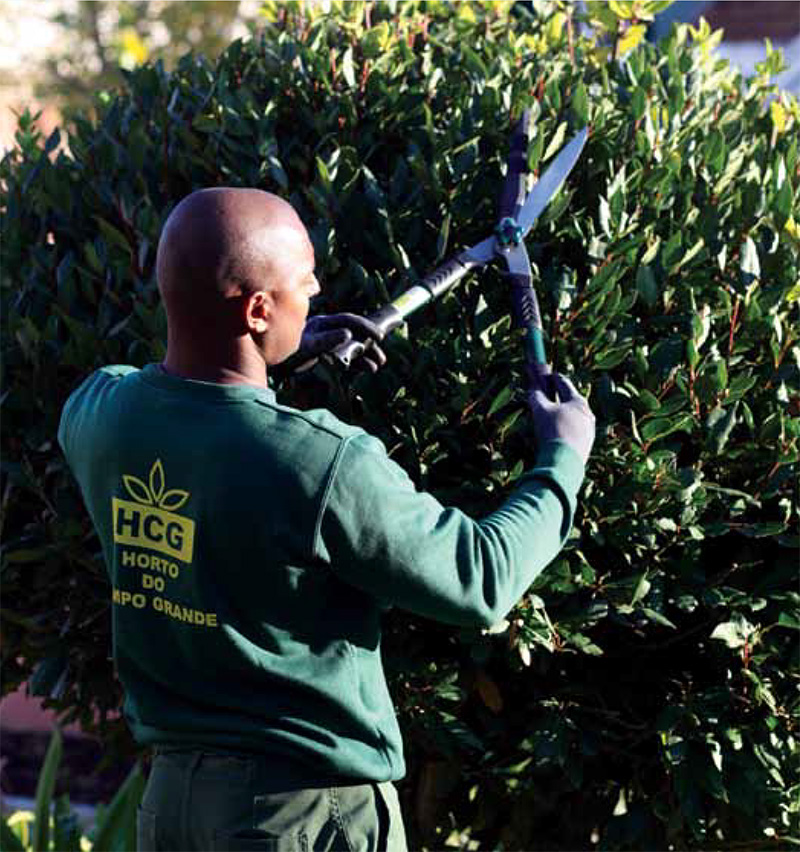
[{"x1": 566, "y1": 6, "x2": 575, "y2": 66}]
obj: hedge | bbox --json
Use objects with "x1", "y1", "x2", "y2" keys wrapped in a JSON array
[{"x1": 2, "y1": 2, "x2": 798, "y2": 848}]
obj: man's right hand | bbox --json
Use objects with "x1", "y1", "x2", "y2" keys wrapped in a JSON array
[
  {"x1": 280, "y1": 313, "x2": 388, "y2": 376},
  {"x1": 527, "y1": 370, "x2": 596, "y2": 465}
]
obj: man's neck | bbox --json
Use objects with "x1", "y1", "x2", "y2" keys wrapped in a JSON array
[{"x1": 161, "y1": 348, "x2": 268, "y2": 390}]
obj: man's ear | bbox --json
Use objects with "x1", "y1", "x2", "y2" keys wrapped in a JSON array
[{"x1": 244, "y1": 289, "x2": 275, "y2": 334}]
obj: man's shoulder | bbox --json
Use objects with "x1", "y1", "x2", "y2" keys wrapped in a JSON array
[
  {"x1": 256, "y1": 400, "x2": 395, "y2": 485},
  {"x1": 66, "y1": 363, "x2": 139, "y2": 397},
  {"x1": 58, "y1": 364, "x2": 140, "y2": 455},
  {"x1": 241, "y1": 398, "x2": 389, "y2": 493},
  {"x1": 256, "y1": 397, "x2": 366, "y2": 444},
  {"x1": 61, "y1": 364, "x2": 138, "y2": 409}
]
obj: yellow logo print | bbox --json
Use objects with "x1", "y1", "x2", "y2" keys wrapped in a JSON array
[
  {"x1": 112, "y1": 460, "x2": 195, "y2": 563},
  {"x1": 122, "y1": 459, "x2": 190, "y2": 511}
]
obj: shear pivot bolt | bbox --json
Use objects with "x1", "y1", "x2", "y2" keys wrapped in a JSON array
[{"x1": 496, "y1": 216, "x2": 523, "y2": 247}]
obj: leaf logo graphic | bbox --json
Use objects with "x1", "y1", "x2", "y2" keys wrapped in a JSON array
[
  {"x1": 160, "y1": 489, "x2": 190, "y2": 511},
  {"x1": 150, "y1": 460, "x2": 165, "y2": 504},
  {"x1": 123, "y1": 475, "x2": 153, "y2": 505},
  {"x1": 122, "y1": 460, "x2": 190, "y2": 511}
]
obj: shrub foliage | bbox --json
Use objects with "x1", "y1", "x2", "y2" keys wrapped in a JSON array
[{"x1": 2, "y1": 2, "x2": 798, "y2": 848}]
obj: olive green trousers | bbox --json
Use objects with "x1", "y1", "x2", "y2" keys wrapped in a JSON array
[{"x1": 137, "y1": 749, "x2": 408, "y2": 851}]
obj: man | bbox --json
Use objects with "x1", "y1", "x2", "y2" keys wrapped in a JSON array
[{"x1": 58, "y1": 187, "x2": 595, "y2": 851}]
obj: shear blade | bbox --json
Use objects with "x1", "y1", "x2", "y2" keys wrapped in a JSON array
[
  {"x1": 516, "y1": 126, "x2": 588, "y2": 237},
  {"x1": 498, "y1": 110, "x2": 532, "y2": 221}
]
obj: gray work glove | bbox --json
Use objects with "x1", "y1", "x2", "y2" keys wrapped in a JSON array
[
  {"x1": 527, "y1": 368, "x2": 596, "y2": 465},
  {"x1": 283, "y1": 313, "x2": 388, "y2": 375}
]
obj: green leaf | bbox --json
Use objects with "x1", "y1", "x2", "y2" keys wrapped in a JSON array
[
  {"x1": 644, "y1": 0, "x2": 674, "y2": 14},
  {"x1": 33, "y1": 728, "x2": 63, "y2": 852},
  {"x1": 192, "y1": 114, "x2": 218, "y2": 132},
  {"x1": 641, "y1": 414, "x2": 693, "y2": 444},
  {"x1": 94, "y1": 217, "x2": 130, "y2": 254},
  {"x1": 92, "y1": 763, "x2": 145, "y2": 852},
  {"x1": 436, "y1": 213, "x2": 451, "y2": 263},
  {"x1": 84, "y1": 241, "x2": 102, "y2": 272},
  {"x1": 686, "y1": 338, "x2": 699, "y2": 370},
  {"x1": 636, "y1": 264, "x2": 659, "y2": 308},
  {"x1": 641, "y1": 236, "x2": 661, "y2": 265},
  {"x1": 44, "y1": 127, "x2": 61, "y2": 155},
  {"x1": 642, "y1": 608, "x2": 676, "y2": 629},
  {"x1": 710, "y1": 238, "x2": 726, "y2": 271},
  {"x1": 266, "y1": 154, "x2": 288, "y2": 190},
  {"x1": 595, "y1": 343, "x2": 632, "y2": 369},
  {"x1": 773, "y1": 180, "x2": 792, "y2": 230},
  {"x1": 0, "y1": 819, "x2": 25, "y2": 852},
  {"x1": 631, "y1": 573, "x2": 651, "y2": 605},
  {"x1": 704, "y1": 129, "x2": 726, "y2": 174},
  {"x1": 631, "y1": 87, "x2": 647, "y2": 121},
  {"x1": 678, "y1": 237, "x2": 704, "y2": 270},
  {"x1": 568, "y1": 632, "x2": 604, "y2": 655},
  {"x1": 571, "y1": 82, "x2": 589, "y2": 125},
  {"x1": 56, "y1": 251, "x2": 76, "y2": 304},
  {"x1": 727, "y1": 373, "x2": 756, "y2": 400},
  {"x1": 777, "y1": 611, "x2": 800, "y2": 630},
  {"x1": 488, "y1": 384, "x2": 513, "y2": 417},
  {"x1": 586, "y1": 1, "x2": 619, "y2": 31},
  {"x1": 739, "y1": 236, "x2": 760, "y2": 290},
  {"x1": 711, "y1": 616, "x2": 755, "y2": 649},
  {"x1": 704, "y1": 483, "x2": 761, "y2": 507},
  {"x1": 637, "y1": 389, "x2": 660, "y2": 412},
  {"x1": 316, "y1": 155, "x2": 332, "y2": 192},
  {"x1": 542, "y1": 122, "x2": 568, "y2": 163},
  {"x1": 528, "y1": 129, "x2": 544, "y2": 172},
  {"x1": 53, "y1": 794, "x2": 82, "y2": 852},
  {"x1": 662, "y1": 231, "x2": 683, "y2": 270},
  {"x1": 696, "y1": 357, "x2": 728, "y2": 401},
  {"x1": 341, "y1": 47, "x2": 356, "y2": 88},
  {"x1": 461, "y1": 46, "x2": 487, "y2": 78},
  {"x1": 739, "y1": 521, "x2": 787, "y2": 538},
  {"x1": 599, "y1": 196, "x2": 612, "y2": 237},
  {"x1": 706, "y1": 402, "x2": 738, "y2": 455}
]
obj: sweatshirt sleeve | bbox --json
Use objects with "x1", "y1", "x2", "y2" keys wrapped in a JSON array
[{"x1": 315, "y1": 432, "x2": 585, "y2": 628}]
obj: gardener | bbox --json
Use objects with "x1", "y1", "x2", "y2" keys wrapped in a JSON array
[{"x1": 58, "y1": 187, "x2": 595, "y2": 851}]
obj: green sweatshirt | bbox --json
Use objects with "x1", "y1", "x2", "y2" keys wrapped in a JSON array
[{"x1": 58, "y1": 363, "x2": 585, "y2": 784}]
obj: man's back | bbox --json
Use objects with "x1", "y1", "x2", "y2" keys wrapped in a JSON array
[{"x1": 59, "y1": 362, "x2": 405, "y2": 784}]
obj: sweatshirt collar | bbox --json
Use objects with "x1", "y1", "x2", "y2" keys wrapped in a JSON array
[{"x1": 139, "y1": 363, "x2": 277, "y2": 404}]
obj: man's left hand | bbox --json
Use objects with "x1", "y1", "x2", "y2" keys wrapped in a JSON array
[{"x1": 284, "y1": 313, "x2": 388, "y2": 375}]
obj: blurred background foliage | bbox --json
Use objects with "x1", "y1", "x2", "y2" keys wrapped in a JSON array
[
  {"x1": 0, "y1": 728, "x2": 143, "y2": 851},
  {"x1": 35, "y1": 0, "x2": 259, "y2": 119},
  {"x1": 0, "y1": 0, "x2": 262, "y2": 134},
  {"x1": 1, "y1": 1, "x2": 799, "y2": 849}
]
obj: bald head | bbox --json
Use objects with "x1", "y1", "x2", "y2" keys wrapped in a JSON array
[
  {"x1": 156, "y1": 188, "x2": 311, "y2": 319},
  {"x1": 156, "y1": 188, "x2": 319, "y2": 379}
]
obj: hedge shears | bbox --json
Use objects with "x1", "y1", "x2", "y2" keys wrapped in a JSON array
[{"x1": 330, "y1": 111, "x2": 588, "y2": 392}]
